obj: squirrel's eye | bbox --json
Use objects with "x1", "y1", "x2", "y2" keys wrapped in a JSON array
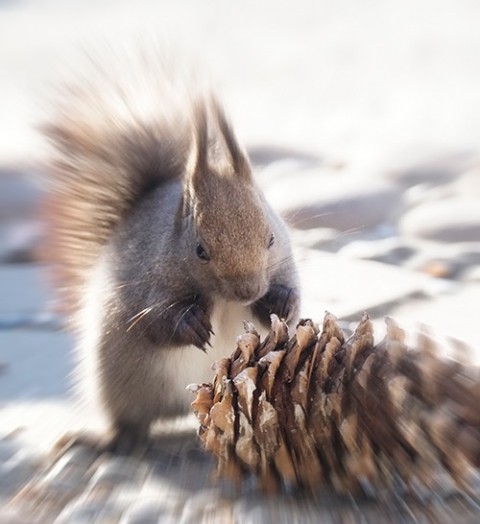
[
  {"x1": 268, "y1": 233, "x2": 275, "y2": 249},
  {"x1": 196, "y1": 242, "x2": 210, "y2": 262}
]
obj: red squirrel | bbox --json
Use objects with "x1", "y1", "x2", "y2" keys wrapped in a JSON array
[{"x1": 43, "y1": 48, "x2": 300, "y2": 453}]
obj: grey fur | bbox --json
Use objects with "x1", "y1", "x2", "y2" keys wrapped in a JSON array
[{"x1": 43, "y1": 49, "x2": 300, "y2": 451}]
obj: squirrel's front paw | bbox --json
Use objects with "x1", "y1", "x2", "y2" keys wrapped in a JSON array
[
  {"x1": 252, "y1": 284, "x2": 300, "y2": 326},
  {"x1": 173, "y1": 303, "x2": 213, "y2": 351}
]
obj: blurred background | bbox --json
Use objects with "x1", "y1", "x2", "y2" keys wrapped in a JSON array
[{"x1": 0, "y1": 0, "x2": 480, "y2": 519}]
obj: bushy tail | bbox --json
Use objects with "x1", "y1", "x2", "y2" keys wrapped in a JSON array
[{"x1": 41, "y1": 48, "x2": 198, "y2": 315}]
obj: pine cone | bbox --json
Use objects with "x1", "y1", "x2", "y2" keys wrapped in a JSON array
[{"x1": 189, "y1": 313, "x2": 480, "y2": 495}]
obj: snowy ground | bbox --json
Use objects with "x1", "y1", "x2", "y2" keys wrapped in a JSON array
[{"x1": 1, "y1": 0, "x2": 480, "y2": 520}]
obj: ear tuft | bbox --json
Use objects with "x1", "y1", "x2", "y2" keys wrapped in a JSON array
[
  {"x1": 209, "y1": 95, "x2": 252, "y2": 181},
  {"x1": 192, "y1": 97, "x2": 209, "y2": 174},
  {"x1": 187, "y1": 94, "x2": 252, "y2": 191},
  {"x1": 184, "y1": 96, "x2": 209, "y2": 195}
]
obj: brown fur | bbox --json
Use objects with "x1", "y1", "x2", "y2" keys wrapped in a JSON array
[
  {"x1": 41, "y1": 48, "x2": 300, "y2": 451},
  {"x1": 42, "y1": 53, "x2": 195, "y2": 315}
]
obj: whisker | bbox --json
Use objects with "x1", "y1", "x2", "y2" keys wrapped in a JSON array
[
  {"x1": 170, "y1": 303, "x2": 194, "y2": 344},
  {"x1": 114, "y1": 279, "x2": 148, "y2": 290},
  {"x1": 267, "y1": 253, "x2": 298, "y2": 274},
  {"x1": 333, "y1": 226, "x2": 366, "y2": 237},
  {"x1": 126, "y1": 296, "x2": 187, "y2": 332},
  {"x1": 284, "y1": 210, "x2": 336, "y2": 228},
  {"x1": 159, "y1": 298, "x2": 186, "y2": 315},
  {"x1": 126, "y1": 306, "x2": 154, "y2": 331},
  {"x1": 138, "y1": 295, "x2": 197, "y2": 336}
]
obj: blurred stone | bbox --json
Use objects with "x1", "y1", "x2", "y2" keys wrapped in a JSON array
[
  {"x1": 0, "y1": 438, "x2": 20, "y2": 462},
  {"x1": 180, "y1": 489, "x2": 229, "y2": 523},
  {"x1": 0, "y1": 508, "x2": 33, "y2": 524},
  {"x1": 51, "y1": 445, "x2": 99, "y2": 470},
  {"x1": 403, "y1": 182, "x2": 454, "y2": 210},
  {"x1": 381, "y1": 148, "x2": 476, "y2": 188},
  {"x1": 400, "y1": 199, "x2": 480, "y2": 242},
  {"x1": 0, "y1": 221, "x2": 42, "y2": 264},
  {"x1": 158, "y1": 515, "x2": 183, "y2": 524},
  {"x1": 297, "y1": 248, "x2": 441, "y2": 322},
  {"x1": 0, "y1": 329, "x2": 72, "y2": 400},
  {"x1": 387, "y1": 283, "x2": 480, "y2": 363},
  {"x1": 41, "y1": 447, "x2": 95, "y2": 498},
  {"x1": 461, "y1": 265, "x2": 480, "y2": 283},
  {"x1": 290, "y1": 226, "x2": 363, "y2": 252},
  {"x1": 0, "y1": 169, "x2": 41, "y2": 223},
  {"x1": 338, "y1": 237, "x2": 417, "y2": 265},
  {"x1": 88, "y1": 456, "x2": 149, "y2": 487},
  {"x1": 419, "y1": 259, "x2": 458, "y2": 279},
  {"x1": 120, "y1": 498, "x2": 181, "y2": 524},
  {"x1": 0, "y1": 170, "x2": 43, "y2": 264},
  {"x1": 263, "y1": 168, "x2": 404, "y2": 232},
  {"x1": 233, "y1": 497, "x2": 305, "y2": 524},
  {"x1": 56, "y1": 500, "x2": 123, "y2": 524},
  {"x1": 248, "y1": 145, "x2": 321, "y2": 168},
  {"x1": 402, "y1": 241, "x2": 480, "y2": 279},
  {"x1": 256, "y1": 159, "x2": 322, "y2": 192},
  {"x1": 447, "y1": 167, "x2": 480, "y2": 198},
  {"x1": 0, "y1": 265, "x2": 50, "y2": 314},
  {"x1": 0, "y1": 458, "x2": 37, "y2": 498}
]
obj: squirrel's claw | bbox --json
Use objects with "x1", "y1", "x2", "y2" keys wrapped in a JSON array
[
  {"x1": 172, "y1": 301, "x2": 213, "y2": 351},
  {"x1": 252, "y1": 284, "x2": 300, "y2": 327}
]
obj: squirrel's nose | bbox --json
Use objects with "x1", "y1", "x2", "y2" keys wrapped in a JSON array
[{"x1": 234, "y1": 282, "x2": 264, "y2": 303}]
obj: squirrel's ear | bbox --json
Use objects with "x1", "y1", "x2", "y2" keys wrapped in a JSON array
[
  {"x1": 187, "y1": 95, "x2": 252, "y2": 191},
  {"x1": 210, "y1": 96, "x2": 252, "y2": 181},
  {"x1": 192, "y1": 99, "x2": 209, "y2": 176},
  {"x1": 186, "y1": 97, "x2": 210, "y2": 194}
]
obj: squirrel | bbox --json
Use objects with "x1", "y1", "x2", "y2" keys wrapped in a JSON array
[{"x1": 42, "y1": 48, "x2": 300, "y2": 453}]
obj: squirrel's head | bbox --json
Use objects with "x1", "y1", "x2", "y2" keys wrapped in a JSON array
[{"x1": 181, "y1": 96, "x2": 277, "y2": 304}]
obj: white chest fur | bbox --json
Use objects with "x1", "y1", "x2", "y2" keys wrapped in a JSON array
[
  {"x1": 76, "y1": 255, "x2": 267, "y2": 426},
  {"x1": 153, "y1": 298, "x2": 266, "y2": 412}
]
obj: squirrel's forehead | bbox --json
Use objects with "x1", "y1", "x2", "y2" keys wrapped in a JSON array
[
  {"x1": 194, "y1": 216, "x2": 269, "y2": 267},
  {"x1": 196, "y1": 199, "x2": 268, "y2": 234}
]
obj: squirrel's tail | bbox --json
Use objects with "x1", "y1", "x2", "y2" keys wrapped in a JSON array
[{"x1": 41, "y1": 48, "x2": 197, "y2": 315}]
